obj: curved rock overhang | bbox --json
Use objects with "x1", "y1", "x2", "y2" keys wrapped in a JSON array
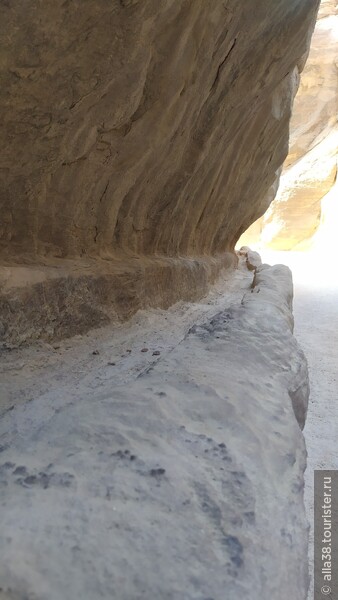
[{"x1": 0, "y1": 0, "x2": 320, "y2": 343}]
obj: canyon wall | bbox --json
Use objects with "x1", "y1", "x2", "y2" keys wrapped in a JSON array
[
  {"x1": 0, "y1": 5, "x2": 319, "y2": 598},
  {"x1": 0, "y1": 0, "x2": 320, "y2": 344},
  {"x1": 240, "y1": 0, "x2": 338, "y2": 250}
]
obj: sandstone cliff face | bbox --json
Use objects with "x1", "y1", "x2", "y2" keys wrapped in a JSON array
[
  {"x1": 0, "y1": 0, "x2": 319, "y2": 343},
  {"x1": 240, "y1": 0, "x2": 338, "y2": 250}
]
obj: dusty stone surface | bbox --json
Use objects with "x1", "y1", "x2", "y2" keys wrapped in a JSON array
[
  {"x1": 259, "y1": 247, "x2": 338, "y2": 599},
  {"x1": 0, "y1": 253, "x2": 236, "y2": 346},
  {"x1": 0, "y1": 0, "x2": 319, "y2": 342},
  {"x1": 240, "y1": 0, "x2": 338, "y2": 249},
  {"x1": 0, "y1": 260, "x2": 309, "y2": 600}
]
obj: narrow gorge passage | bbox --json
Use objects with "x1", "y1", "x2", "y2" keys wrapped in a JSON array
[
  {"x1": 262, "y1": 248, "x2": 338, "y2": 598},
  {"x1": 0, "y1": 0, "x2": 333, "y2": 597}
]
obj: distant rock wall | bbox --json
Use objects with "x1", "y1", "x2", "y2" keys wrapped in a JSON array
[
  {"x1": 0, "y1": 0, "x2": 320, "y2": 343},
  {"x1": 240, "y1": 0, "x2": 338, "y2": 250}
]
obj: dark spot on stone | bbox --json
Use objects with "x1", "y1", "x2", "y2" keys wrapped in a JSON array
[
  {"x1": 2, "y1": 462, "x2": 15, "y2": 469},
  {"x1": 231, "y1": 471, "x2": 247, "y2": 485},
  {"x1": 23, "y1": 475, "x2": 38, "y2": 485},
  {"x1": 13, "y1": 466, "x2": 27, "y2": 475},
  {"x1": 285, "y1": 452, "x2": 296, "y2": 466},
  {"x1": 152, "y1": 350, "x2": 161, "y2": 356},
  {"x1": 92, "y1": 350, "x2": 100, "y2": 355},
  {"x1": 223, "y1": 535, "x2": 243, "y2": 568},
  {"x1": 244, "y1": 511, "x2": 255, "y2": 524},
  {"x1": 124, "y1": 449, "x2": 130, "y2": 454},
  {"x1": 218, "y1": 443, "x2": 226, "y2": 448},
  {"x1": 38, "y1": 473, "x2": 50, "y2": 489},
  {"x1": 157, "y1": 391, "x2": 166, "y2": 397},
  {"x1": 141, "y1": 348, "x2": 148, "y2": 353},
  {"x1": 108, "y1": 362, "x2": 116, "y2": 366},
  {"x1": 150, "y1": 468, "x2": 166, "y2": 477},
  {"x1": 130, "y1": 455, "x2": 137, "y2": 461},
  {"x1": 51, "y1": 472, "x2": 75, "y2": 487}
]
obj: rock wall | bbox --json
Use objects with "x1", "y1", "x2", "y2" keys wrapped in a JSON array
[
  {"x1": 240, "y1": 0, "x2": 338, "y2": 250},
  {"x1": 0, "y1": 0, "x2": 320, "y2": 343}
]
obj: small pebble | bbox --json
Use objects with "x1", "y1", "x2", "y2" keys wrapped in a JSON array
[
  {"x1": 92, "y1": 350, "x2": 100, "y2": 355},
  {"x1": 141, "y1": 348, "x2": 149, "y2": 353},
  {"x1": 152, "y1": 350, "x2": 161, "y2": 356}
]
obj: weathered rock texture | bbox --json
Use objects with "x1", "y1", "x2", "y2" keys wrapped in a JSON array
[
  {"x1": 0, "y1": 262, "x2": 310, "y2": 600},
  {"x1": 0, "y1": 0, "x2": 319, "y2": 343},
  {"x1": 240, "y1": 0, "x2": 338, "y2": 250}
]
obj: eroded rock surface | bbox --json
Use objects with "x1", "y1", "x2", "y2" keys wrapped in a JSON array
[
  {"x1": 241, "y1": 0, "x2": 338, "y2": 249},
  {"x1": 0, "y1": 0, "x2": 319, "y2": 343},
  {"x1": 0, "y1": 262, "x2": 309, "y2": 600}
]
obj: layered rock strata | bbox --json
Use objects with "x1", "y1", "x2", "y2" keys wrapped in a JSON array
[{"x1": 0, "y1": 0, "x2": 320, "y2": 343}]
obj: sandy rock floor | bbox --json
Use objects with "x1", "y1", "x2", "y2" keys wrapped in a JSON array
[
  {"x1": 1, "y1": 248, "x2": 335, "y2": 598},
  {"x1": 0, "y1": 258, "x2": 309, "y2": 600},
  {"x1": 1, "y1": 265, "x2": 250, "y2": 417},
  {"x1": 261, "y1": 249, "x2": 338, "y2": 599}
]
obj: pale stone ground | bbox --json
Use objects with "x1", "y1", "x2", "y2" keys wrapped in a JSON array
[
  {"x1": 261, "y1": 247, "x2": 338, "y2": 599},
  {"x1": 1, "y1": 238, "x2": 336, "y2": 598},
  {"x1": 0, "y1": 259, "x2": 309, "y2": 600}
]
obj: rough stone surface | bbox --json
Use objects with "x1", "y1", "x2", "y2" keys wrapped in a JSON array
[
  {"x1": 247, "y1": 250, "x2": 262, "y2": 272},
  {"x1": 240, "y1": 0, "x2": 338, "y2": 249},
  {"x1": 257, "y1": 247, "x2": 338, "y2": 600},
  {"x1": 0, "y1": 253, "x2": 236, "y2": 346},
  {"x1": 0, "y1": 261, "x2": 309, "y2": 600},
  {"x1": 0, "y1": 0, "x2": 319, "y2": 342}
]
